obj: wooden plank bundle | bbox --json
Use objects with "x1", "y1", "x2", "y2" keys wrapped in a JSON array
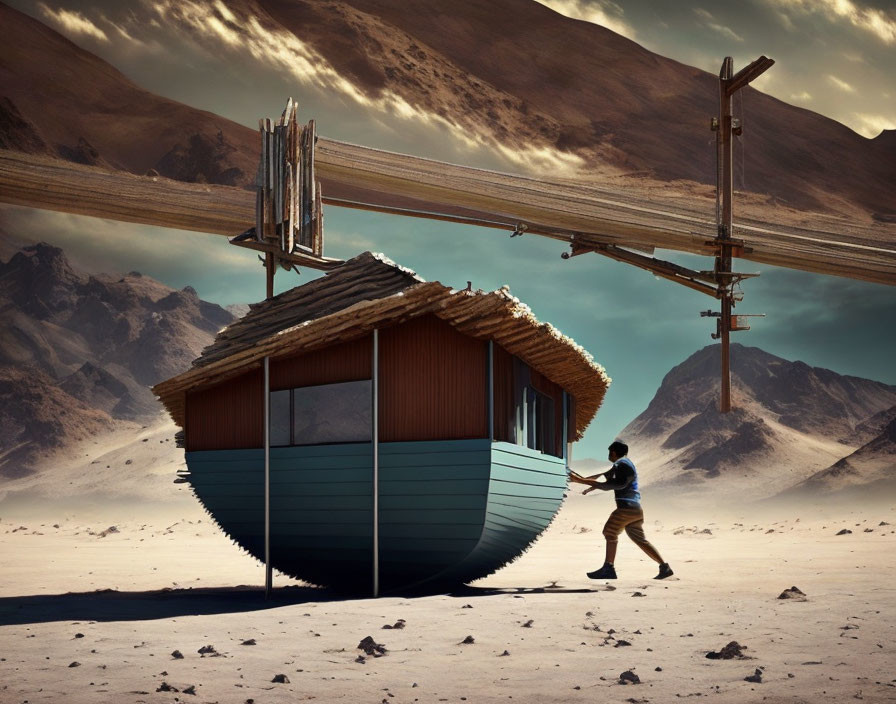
[{"x1": 255, "y1": 99, "x2": 323, "y2": 258}]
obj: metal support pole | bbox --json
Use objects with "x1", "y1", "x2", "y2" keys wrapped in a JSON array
[
  {"x1": 372, "y1": 329, "x2": 380, "y2": 598},
  {"x1": 263, "y1": 356, "x2": 272, "y2": 599},
  {"x1": 487, "y1": 340, "x2": 494, "y2": 441},
  {"x1": 561, "y1": 391, "x2": 568, "y2": 465}
]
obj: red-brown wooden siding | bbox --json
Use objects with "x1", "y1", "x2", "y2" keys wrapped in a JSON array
[
  {"x1": 186, "y1": 337, "x2": 372, "y2": 451},
  {"x1": 186, "y1": 367, "x2": 263, "y2": 451},
  {"x1": 270, "y1": 337, "x2": 372, "y2": 390},
  {"x1": 185, "y1": 320, "x2": 574, "y2": 453},
  {"x1": 379, "y1": 315, "x2": 488, "y2": 442}
]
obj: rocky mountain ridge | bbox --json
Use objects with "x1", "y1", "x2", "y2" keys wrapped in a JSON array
[
  {"x1": 0, "y1": 243, "x2": 235, "y2": 474},
  {"x1": 786, "y1": 415, "x2": 896, "y2": 496},
  {"x1": 604, "y1": 344, "x2": 896, "y2": 499}
]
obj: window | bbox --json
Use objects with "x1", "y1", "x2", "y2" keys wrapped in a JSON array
[
  {"x1": 270, "y1": 380, "x2": 372, "y2": 446},
  {"x1": 520, "y1": 386, "x2": 555, "y2": 455},
  {"x1": 505, "y1": 356, "x2": 560, "y2": 457},
  {"x1": 526, "y1": 387, "x2": 555, "y2": 455},
  {"x1": 270, "y1": 389, "x2": 292, "y2": 446}
]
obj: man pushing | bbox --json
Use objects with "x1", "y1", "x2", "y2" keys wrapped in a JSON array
[{"x1": 570, "y1": 441, "x2": 673, "y2": 580}]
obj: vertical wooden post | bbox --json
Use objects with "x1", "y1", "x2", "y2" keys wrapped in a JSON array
[
  {"x1": 372, "y1": 329, "x2": 380, "y2": 598},
  {"x1": 718, "y1": 56, "x2": 733, "y2": 414},
  {"x1": 264, "y1": 356, "x2": 272, "y2": 599},
  {"x1": 713, "y1": 55, "x2": 773, "y2": 413}
]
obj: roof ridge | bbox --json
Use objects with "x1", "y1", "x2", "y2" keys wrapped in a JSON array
[{"x1": 192, "y1": 252, "x2": 423, "y2": 368}]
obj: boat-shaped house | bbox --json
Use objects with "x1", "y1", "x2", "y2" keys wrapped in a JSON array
[{"x1": 153, "y1": 252, "x2": 609, "y2": 592}]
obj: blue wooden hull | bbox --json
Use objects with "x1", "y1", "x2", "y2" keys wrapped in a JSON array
[{"x1": 185, "y1": 439, "x2": 567, "y2": 592}]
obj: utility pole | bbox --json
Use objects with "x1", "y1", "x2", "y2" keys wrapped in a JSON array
[{"x1": 710, "y1": 55, "x2": 774, "y2": 412}]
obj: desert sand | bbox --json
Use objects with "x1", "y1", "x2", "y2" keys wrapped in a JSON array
[{"x1": 2, "y1": 444, "x2": 895, "y2": 704}]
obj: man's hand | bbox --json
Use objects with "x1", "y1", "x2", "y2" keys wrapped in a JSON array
[{"x1": 579, "y1": 478, "x2": 607, "y2": 495}]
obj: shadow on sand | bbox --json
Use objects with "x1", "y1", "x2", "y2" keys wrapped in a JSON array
[
  {"x1": 446, "y1": 585, "x2": 606, "y2": 598},
  {"x1": 0, "y1": 583, "x2": 607, "y2": 626},
  {"x1": 0, "y1": 585, "x2": 338, "y2": 626}
]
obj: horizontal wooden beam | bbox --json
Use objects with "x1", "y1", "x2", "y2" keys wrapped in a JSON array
[
  {"x1": 1, "y1": 147, "x2": 893, "y2": 285},
  {"x1": 0, "y1": 149, "x2": 255, "y2": 235}
]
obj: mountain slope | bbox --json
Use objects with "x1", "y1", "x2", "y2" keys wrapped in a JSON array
[
  {"x1": 0, "y1": 243, "x2": 235, "y2": 473},
  {"x1": 256, "y1": 0, "x2": 894, "y2": 213},
  {"x1": 785, "y1": 412, "x2": 896, "y2": 496},
  {"x1": 0, "y1": 3, "x2": 257, "y2": 185},
  {"x1": 1, "y1": 0, "x2": 894, "y2": 218},
  {"x1": 0, "y1": 366, "x2": 116, "y2": 479},
  {"x1": 617, "y1": 344, "x2": 896, "y2": 498}
]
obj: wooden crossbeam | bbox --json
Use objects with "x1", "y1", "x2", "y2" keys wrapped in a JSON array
[
  {"x1": 564, "y1": 242, "x2": 722, "y2": 298},
  {"x1": 0, "y1": 147, "x2": 893, "y2": 285},
  {"x1": 229, "y1": 230, "x2": 343, "y2": 270}
]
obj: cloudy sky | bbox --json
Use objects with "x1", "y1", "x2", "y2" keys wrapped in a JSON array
[{"x1": 3, "y1": 0, "x2": 895, "y2": 461}]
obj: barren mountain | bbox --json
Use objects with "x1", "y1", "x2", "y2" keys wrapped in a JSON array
[
  {"x1": 784, "y1": 412, "x2": 896, "y2": 497},
  {"x1": 0, "y1": 3, "x2": 257, "y2": 185},
  {"x1": 257, "y1": 0, "x2": 895, "y2": 214},
  {"x1": 0, "y1": 366, "x2": 116, "y2": 478},
  {"x1": 0, "y1": 243, "x2": 234, "y2": 473},
  {"x1": 1, "y1": 0, "x2": 895, "y2": 218},
  {"x1": 614, "y1": 344, "x2": 896, "y2": 499}
]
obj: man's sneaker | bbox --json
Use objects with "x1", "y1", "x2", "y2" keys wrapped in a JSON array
[
  {"x1": 654, "y1": 562, "x2": 674, "y2": 580},
  {"x1": 586, "y1": 564, "x2": 617, "y2": 580}
]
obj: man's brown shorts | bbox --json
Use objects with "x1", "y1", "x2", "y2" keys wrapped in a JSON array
[{"x1": 602, "y1": 506, "x2": 648, "y2": 544}]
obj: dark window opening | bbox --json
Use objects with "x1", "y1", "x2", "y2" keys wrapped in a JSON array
[
  {"x1": 526, "y1": 387, "x2": 555, "y2": 455},
  {"x1": 499, "y1": 354, "x2": 563, "y2": 458},
  {"x1": 270, "y1": 380, "x2": 372, "y2": 446}
]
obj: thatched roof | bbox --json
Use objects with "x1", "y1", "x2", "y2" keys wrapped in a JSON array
[
  {"x1": 153, "y1": 252, "x2": 610, "y2": 439},
  {"x1": 194, "y1": 251, "x2": 422, "y2": 367}
]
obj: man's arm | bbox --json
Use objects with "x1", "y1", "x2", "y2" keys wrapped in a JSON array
[
  {"x1": 570, "y1": 470, "x2": 609, "y2": 482},
  {"x1": 572, "y1": 467, "x2": 627, "y2": 495},
  {"x1": 599, "y1": 464, "x2": 634, "y2": 491},
  {"x1": 580, "y1": 473, "x2": 620, "y2": 495},
  {"x1": 577, "y1": 468, "x2": 613, "y2": 481},
  {"x1": 581, "y1": 478, "x2": 608, "y2": 495}
]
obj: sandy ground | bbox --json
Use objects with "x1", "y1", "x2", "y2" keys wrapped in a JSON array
[{"x1": 1, "y1": 489, "x2": 894, "y2": 704}]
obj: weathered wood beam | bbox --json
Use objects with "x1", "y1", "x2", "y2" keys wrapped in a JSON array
[
  {"x1": 0, "y1": 149, "x2": 254, "y2": 235},
  {"x1": 1, "y1": 147, "x2": 894, "y2": 285},
  {"x1": 229, "y1": 230, "x2": 343, "y2": 270},
  {"x1": 566, "y1": 243, "x2": 722, "y2": 298}
]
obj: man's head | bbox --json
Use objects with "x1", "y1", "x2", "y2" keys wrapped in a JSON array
[{"x1": 608, "y1": 440, "x2": 628, "y2": 462}]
